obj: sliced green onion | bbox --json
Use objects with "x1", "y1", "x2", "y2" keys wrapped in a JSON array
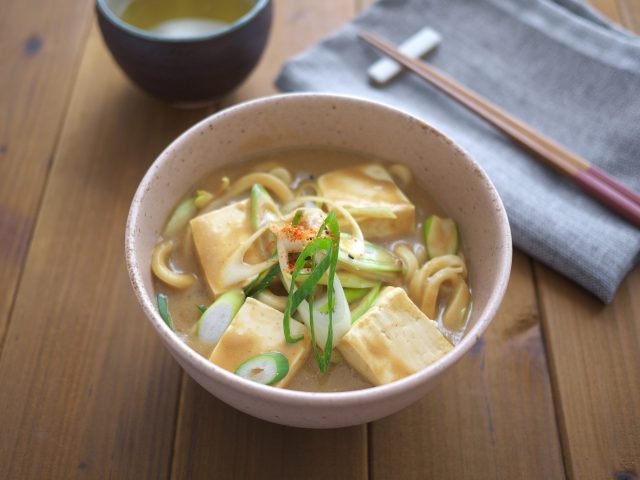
[
  {"x1": 243, "y1": 267, "x2": 269, "y2": 296},
  {"x1": 280, "y1": 211, "x2": 347, "y2": 373},
  {"x1": 250, "y1": 184, "x2": 281, "y2": 231},
  {"x1": 338, "y1": 234, "x2": 402, "y2": 274},
  {"x1": 424, "y1": 215, "x2": 458, "y2": 259},
  {"x1": 291, "y1": 209, "x2": 304, "y2": 226},
  {"x1": 312, "y1": 211, "x2": 341, "y2": 372},
  {"x1": 194, "y1": 190, "x2": 214, "y2": 209},
  {"x1": 244, "y1": 263, "x2": 281, "y2": 298},
  {"x1": 196, "y1": 289, "x2": 245, "y2": 344},
  {"x1": 320, "y1": 287, "x2": 367, "y2": 313},
  {"x1": 344, "y1": 287, "x2": 369, "y2": 303},
  {"x1": 156, "y1": 293, "x2": 174, "y2": 331},
  {"x1": 350, "y1": 282, "x2": 382, "y2": 323},
  {"x1": 163, "y1": 197, "x2": 197, "y2": 238},
  {"x1": 338, "y1": 272, "x2": 378, "y2": 288},
  {"x1": 302, "y1": 273, "x2": 350, "y2": 355},
  {"x1": 297, "y1": 271, "x2": 378, "y2": 289},
  {"x1": 282, "y1": 237, "x2": 333, "y2": 344},
  {"x1": 325, "y1": 213, "x2": 341, "y2": 370},
  {"x1": 196, "y1": 304, "x2": 207, "y2": 314},
  {"x1": 235, "y1": 352, "x2": 289, "y2": 385}
]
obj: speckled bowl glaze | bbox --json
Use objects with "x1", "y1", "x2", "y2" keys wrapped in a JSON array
[{"x1": 125, "y1": 93, "x2": 512, "y2": 428}]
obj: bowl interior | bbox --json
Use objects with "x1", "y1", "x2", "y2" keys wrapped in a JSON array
[{"x1": 126, "y1": 94, "x2": 511, "y2": 424}]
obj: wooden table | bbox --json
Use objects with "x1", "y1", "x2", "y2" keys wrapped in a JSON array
[{"x1": 1, "y1": 1, "x2": 638, "y2": 478}]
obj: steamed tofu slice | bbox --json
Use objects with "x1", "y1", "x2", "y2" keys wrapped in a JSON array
[
  {"x1": 338, "y1": 287, "x2": 453, "y2": 385},
  {"x1": 210, "y1": 298, "x2": 311, "y2": 388},
  {"x1": 317, "y1": 164, "x2": 415, "y2": 239},
  {"x1": 190, "y1": 199, "x2": 263, "y2": 296}
]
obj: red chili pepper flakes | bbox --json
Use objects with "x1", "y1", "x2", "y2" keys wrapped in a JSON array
[
  {"x1": 279, "y1": 218, "x2": 323, "y2": 272},
  {"x1": 281, "y1": 223, "x2": 318, "y2": 243}
]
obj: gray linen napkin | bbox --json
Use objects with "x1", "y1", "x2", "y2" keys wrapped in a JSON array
[{"x1": 276, "y1": 0, "x2": 640, "y2": 303}]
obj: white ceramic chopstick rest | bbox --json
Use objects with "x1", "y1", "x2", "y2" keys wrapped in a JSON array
[{"x1": 367, "y1": 27, "x2": 442, "y2": 85}]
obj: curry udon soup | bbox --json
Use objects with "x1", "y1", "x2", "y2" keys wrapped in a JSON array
[{"x1": 152, "y1": 148, "x2": 472, "y2": 392}]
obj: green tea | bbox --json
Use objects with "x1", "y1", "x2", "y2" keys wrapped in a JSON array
[{"x1": 120, "y1": 0, "x2": 256, "y2": 38}]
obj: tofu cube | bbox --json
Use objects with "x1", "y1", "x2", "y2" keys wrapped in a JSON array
[
  {"x1": 317, "y1": 164, "x2": 415, "y2": 239},
  {"x1": 338, "y1": 287, "x2": 453, "y2": 385},
  {"x1": 190, "y1": 199, "x2": 264, "y2": 296},
  {"x1": 210, "y1": 298, "x2": 311, "y2": 388}
]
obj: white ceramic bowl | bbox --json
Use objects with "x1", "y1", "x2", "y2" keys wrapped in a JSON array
[{"x1": 125, "y1": 93, "x2": 512, "y2": 428}]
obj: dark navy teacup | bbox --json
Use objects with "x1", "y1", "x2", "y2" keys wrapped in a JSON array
[{"x1": 96, "y1": 0, "x2": 272, "y2": 106}]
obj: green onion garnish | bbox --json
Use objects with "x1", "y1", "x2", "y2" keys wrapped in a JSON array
[
  {"x1": 194, "y1": 190, "x2": 213, "y2": 209},
  {"x1": 319, "y1": 287, "x2": 367, "y2": 313},
  {"x1": 244, "y1": 263, "x2": 281, "y2": 298},
  {"x1": 156, "y1": 293, "x2": 174, "y2": 330},
  {"x1": 243, "y1": 268, "x2": 267, "y2": 297},
  {"x1": 283, "y1": 236, "x2": 332, "y2": 344},
  {"x1": 338, "y1": 234, "x2": 402, "y2": 274},
  {"x1": 235, "y1": 352, "x2": 290, "y2": 385},
  {"x1": 320, "y1": 211, "x2": 340, "y2": 372},
  {"x1": 163, "y1": 197, "x2": 197, "y2": 238},
  {"x1": 350, "y1": 282, "x2": 382, "y2": 323},
  {"x1": 281, "y1": 211, "x2": 341, "y2": 372},
  {"x1": 196, "y1": 289, "x2": 245, "y2": 344},
  {"x1": 250, "y1": 184, "x2": 281, "y2": 231},
  {"x1": 292, "y1": 209, "x2": 304, "y2": 226},
  {"x1": 424, "y1": 215, "x2": 459, "y2": 259},
  {"x1": 196, "y1": 304, "x2": 207, "y2": 314},
  {"x1": 344, "y1": 288, "x2": 369, "y2": 304},
  {"x1": 301, "y1": 212, "x2": 341, "y2": 372}
]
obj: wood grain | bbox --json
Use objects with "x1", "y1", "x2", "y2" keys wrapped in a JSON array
[
  {"x1": 588, "y1": 0, "x2": 622, "y2": 20},
  {"x1": 536, "y1": 265, "x2": 640, "y2": 480},
  {"x1": 0, "y1": 0, "x2": 94, "y2": 349},
  {"x1": 168, "y1": 2, "x2": 370, "y2": 479},
  {"x1": 533, "y1": 2, "x2": 640, "y2": 480},
  {"x1": 222, "y1": 0, "x2": 357, "y2": 103},
  {"x1": 618, "y1": 0, "x2": 640, "y2": 31},
  {"x1": 0, "y1": 27, "x2": 208, "y2": 479},
  {"x1": 370, "y1": 252, "x2": 565, "y2": 480},
  {"x1": 1, "y1": 0, "x2": 637, "y2": 479},
  {"x1": 171, "y1": 377, "x2": 367, "y2": 479}
]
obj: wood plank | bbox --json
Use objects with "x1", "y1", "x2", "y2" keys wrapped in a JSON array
[
  {"x1": 171, "y1": 377, "x2": 367, "y2": 479},
  {"x1": 370, "y1": 252, "x2": 565, "y2": 479},
  {"x1": 588, "y1": 0, "x2": 622, "y2": 21},
  {"x1": 534, "y1": 3, "x2": 640, "y2": 480},
  {"x1": 0, "y1": 26, "x2": 210, "y2": 479},
  {"x1": 617, "y1": 0, "x2": 640, "y2": 31},
  {"x1": 536, "y1": 265, "x2": 640, "y2": 480},
  {"x1": 0, "y1": 0, "x2": 94, "y2": 348},
  {"x1": 222, "y1": 0, "x2": 358, "y2": 102},
  {"x1": 169, "y1": 2, "x2": 370, "y2": 479}
]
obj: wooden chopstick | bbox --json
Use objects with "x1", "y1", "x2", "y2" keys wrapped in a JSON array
[{"x1": 359, "y1": 31, "x2": 640, "y2": 228}]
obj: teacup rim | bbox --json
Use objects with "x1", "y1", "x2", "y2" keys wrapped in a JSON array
[
  {"x1": 96, "y1": 0, "x2": 270, "y2": 43},
  {"x1": 125, "y1": 92, "x2": 512, "y2": 407}
]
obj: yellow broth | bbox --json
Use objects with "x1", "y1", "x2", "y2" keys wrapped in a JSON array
[{"x1": 154, "y1": 147, "x2": 471, "y2": 392}]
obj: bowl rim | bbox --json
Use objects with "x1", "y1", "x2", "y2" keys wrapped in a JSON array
[
  {"x1": 96, "y1": 0, "x2": 270, "y2": 43},
  {"x1": 125, "y1": 92, "x2": 512, "y2": 407}
]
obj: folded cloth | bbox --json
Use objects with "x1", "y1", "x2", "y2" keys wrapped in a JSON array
[{"x1": 276, "y1": 0, "x2": 640, "y2": 303}]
